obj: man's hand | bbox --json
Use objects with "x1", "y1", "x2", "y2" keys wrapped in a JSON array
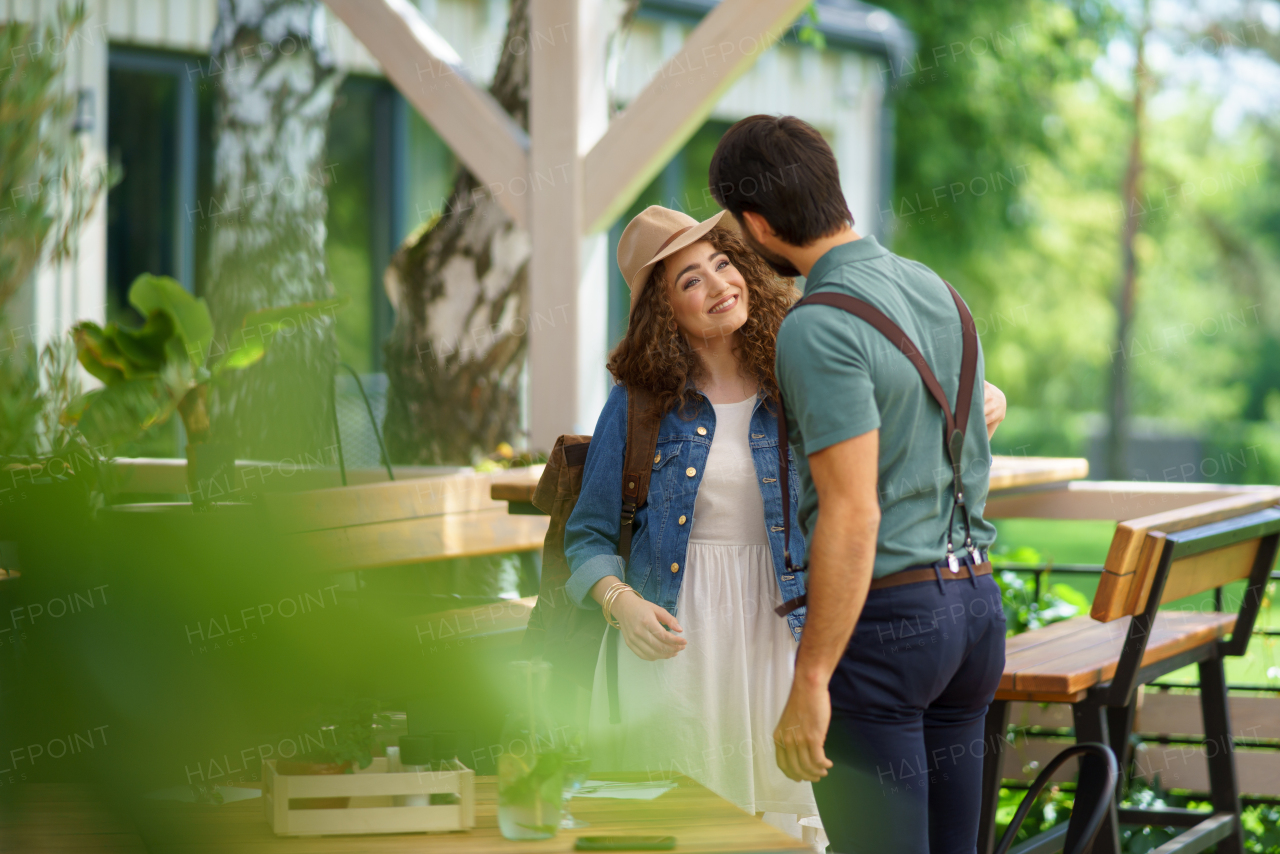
[
  {"x1": 984, "y1": 381, "x2": 1007, "y2": 439},
  {"x1": 776, "y1": 429, "x2": 879, "y2": 782},
  {"x1": 774, "y1": 675, "x2": 834, "y2": 782}
]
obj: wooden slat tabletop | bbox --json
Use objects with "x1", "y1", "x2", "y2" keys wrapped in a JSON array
[
  {"x1": 489, "y1": 455, "x2": 1090, "y2": 506},
  {"x1": 10, "y1": 774, "x2": 808, "y2": 854},
  {"x1": 294, "y1": 508, "x2": 550, "y2": 571}
]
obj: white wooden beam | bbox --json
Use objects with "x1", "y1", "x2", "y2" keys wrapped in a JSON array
[
  {"x1": 581, "y1": 0, "x2": 811, "y2": 233},
  {"x1": 525, "y1": 0, "x2": 612, "y2": 448},
  {"x1": 325, "y1": 0, "x2": 530, "y2": 226}
]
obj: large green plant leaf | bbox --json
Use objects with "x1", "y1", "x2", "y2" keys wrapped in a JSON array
[
  {"x1": 111, "y1": 309, "x2": 174, "y2": 373},
  {"x1": 71, "y1": 379, "x2": 167, "y2": 449},
  {"x1": 128, "y1": 274, "x2": 214, "y2": 367},
  {"x1": 72, "y1": 322, "x2": 131, "y2": 384}
]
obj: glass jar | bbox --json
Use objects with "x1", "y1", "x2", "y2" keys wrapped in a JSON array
[{"x1": 497, "y1": 661, "x2": 563, "y2": 840}]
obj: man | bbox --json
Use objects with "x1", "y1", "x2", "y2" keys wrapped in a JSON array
[{"x1": 709, "y1": 115, "x2": 1006, "y2": 854}]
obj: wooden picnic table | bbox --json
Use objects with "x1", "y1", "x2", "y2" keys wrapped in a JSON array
[
  {"x1": 491, "y1": 454, "x2": 1093, "y2": 512},
  {"x1": 3, "y1": 775, "x2": 810, "y2": 854}
]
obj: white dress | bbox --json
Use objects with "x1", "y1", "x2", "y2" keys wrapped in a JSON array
[{"x1": 587, "y1": 398, "x2": 825, "y2": 849}]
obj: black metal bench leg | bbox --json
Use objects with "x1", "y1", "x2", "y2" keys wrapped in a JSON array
[
  {"x1": 1065, "y1": 699, "x2": 1121, "y2": 854},
  {"x1": 1199, "y1": 654, "x2": 1245, "y2": 854},
  {"x1": 977, "y1": 699, "x2": 1009, "y2": 854},
  {"x1": 1105, "y1": 703, "x2": 1136, "y2": 775}
]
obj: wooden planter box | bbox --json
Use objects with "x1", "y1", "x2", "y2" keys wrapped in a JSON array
[{"x1": 263, "y1": 757, "x2": 475, "y2": 836}]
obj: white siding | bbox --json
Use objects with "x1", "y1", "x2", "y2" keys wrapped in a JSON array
[{"x1": 2, "y1": 0, "x2": 887, "y2": 356}]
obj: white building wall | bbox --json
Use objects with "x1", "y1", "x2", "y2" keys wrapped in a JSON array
[{"x1": 3, "y1": 0, "x2": 887, "y2": 374}]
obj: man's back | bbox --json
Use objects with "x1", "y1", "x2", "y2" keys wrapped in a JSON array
[{"x1": 775, "y1": 234, "x2": 996, "y2": 578}]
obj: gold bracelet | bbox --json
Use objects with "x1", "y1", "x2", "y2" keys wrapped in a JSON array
[
  {"x1": 602, "y1": 584, "x2": 628, "y2": 628},
  {"x1": 601, "y1": 582, "x2": 632, "y2": 629},
  {"x1": 604, "y1": 586, "x2": 641, "y2": 630}
]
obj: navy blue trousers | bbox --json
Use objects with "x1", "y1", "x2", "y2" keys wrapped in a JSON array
[{"x1": 812, "y1": 573, "x2": 1006, "y2": 854}]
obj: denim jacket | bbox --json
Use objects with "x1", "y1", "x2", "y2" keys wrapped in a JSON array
[{"x1": 564, "y1": 383, "x2": 808, "y2": 641}]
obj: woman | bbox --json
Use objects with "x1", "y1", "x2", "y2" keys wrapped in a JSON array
[{"x1": 563, "y1": 206, "x2": 1006, "y2": 845}]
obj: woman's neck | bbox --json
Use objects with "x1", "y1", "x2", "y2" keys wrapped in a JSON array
[{"x1": 689, "y1": 332, "x2": 757, "y2": 404}]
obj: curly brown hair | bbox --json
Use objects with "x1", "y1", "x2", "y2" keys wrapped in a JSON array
[{"x1": 607, "y1": 226, "x2": 799, "y2": 417}]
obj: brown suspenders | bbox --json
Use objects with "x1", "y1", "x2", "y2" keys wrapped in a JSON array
[{"x1": 774, "y1": 280, "x2": 980, "y2": 616}]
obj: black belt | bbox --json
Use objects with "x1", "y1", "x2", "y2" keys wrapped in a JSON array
[{"x1": 774, "y1": 549, "x2": 992, "y2": 617}]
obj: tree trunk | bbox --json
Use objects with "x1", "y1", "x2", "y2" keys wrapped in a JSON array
[
  {"x1": 206, "y1": 0, "x2": 344, "y2": 461},
  {"x1": 382, "y1": 0, "x2": 532, "y2": 466},
  {"x1": 1106, "y1": 0, "x2": 1148, "y2": 480}
]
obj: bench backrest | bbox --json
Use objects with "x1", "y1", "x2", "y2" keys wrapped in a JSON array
[{"x1": 1094, "y1": 488, "x2": 1280, "y2": 623}]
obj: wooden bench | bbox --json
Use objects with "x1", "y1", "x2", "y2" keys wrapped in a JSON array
[
  {"x1": 978, "y1": 489, "x2": 1280, "y2": 854},
  {"x1": 266, "y1": 469, "x2": 549, "y2": 574}
]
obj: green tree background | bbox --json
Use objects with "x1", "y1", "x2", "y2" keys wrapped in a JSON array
[{"x1": 873, "y1": 0, "x2": 1280, "y2": 483}]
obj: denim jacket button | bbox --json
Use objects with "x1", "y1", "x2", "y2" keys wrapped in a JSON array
[
  {"x1": 679, "y1": 515, "x2": 687, "y2": 525},
  {"x1": 696, "y1": 427, "x2": 707, "y2": 436},
  {"x1": 670, "y1": 563, "x2": 679, "y2": 573},
  {"x1": 685, "y1": 467, "x2": 696, "y2": 477}
]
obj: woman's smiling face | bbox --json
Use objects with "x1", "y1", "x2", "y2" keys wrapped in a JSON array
[{"x1": 661, "y1": 239, "x2": 750, "y2": 344}]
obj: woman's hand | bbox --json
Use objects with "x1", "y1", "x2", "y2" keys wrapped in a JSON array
[
  {"x1": 611, "y1": 592, "x2": 687, "y2": 660},
  {"x1": 983, "y1": 381, "x2": 1007, "y2": 439}
]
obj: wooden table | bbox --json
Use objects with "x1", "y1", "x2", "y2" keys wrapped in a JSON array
[
  {"x1": 3, "y1": 775, "x2": 810, "y2": 854},
  {"x1": 492, "y1": 454, "x2": 1092, "y2": 512}
]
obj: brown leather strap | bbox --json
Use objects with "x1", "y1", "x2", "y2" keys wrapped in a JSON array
[
  {"x1": 618, "y1": 386, "x2": 660, "y2": 564},
  {"x1": 792, "y1": 291, "x2": 959, "y2": 441},
  {"x1": 946, "y1": 281, "x2": 979, "y2": 467},
  {"x1": 869, "y1": 560, "x2": 992, "y2": 591},
  {"x1": 609, "y1": 385, "x2": 662, "y2": 724},
  {"x1": 774, "y1": 560, "x2": 993, "y2": 616}
]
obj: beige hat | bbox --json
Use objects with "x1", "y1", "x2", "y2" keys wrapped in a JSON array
[{"x1": 617, "y1": 206, "x2": 732, "y2": 311}]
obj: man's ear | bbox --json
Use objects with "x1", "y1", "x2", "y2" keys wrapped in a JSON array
[{"x1": 740, "y1": 210, "x2": 774, "y2": 244}]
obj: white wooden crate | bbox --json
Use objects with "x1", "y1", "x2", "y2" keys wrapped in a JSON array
[{"x1": 263, "y1": 757, "x2": 476, "y2": 836}]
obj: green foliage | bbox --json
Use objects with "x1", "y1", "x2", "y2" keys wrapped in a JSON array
[
  {"x1": 871, "y1": 0, "x2": 1280, "y2": 468},
  {"x1": 998, "y1": 780, "x2": 1280, "y2": 852},
  {"x1": 874, "y1": 0, "x2": 1118, "y2": 257},
  {"x1": 69, "y1": 274, "x2": 335, "y2": 451},
  {"x1": 0, "y1": 327, "x2": 88, "y2": 458},
  {"x1": 995, "y1": 784, "x2": 1074, "y2": 847},
  {"x1": 0, "y1": 4, "x2": 113, "y2": 311},
  {"x1": 991, "y1": 547, "x2": 1090, "y2": 634},
  {"x1": 0, "y1": 344, "x2": 43, "y2": 457},
  {"x1": 796, "y1": 3, "x2": 827, "y2": 51},
  {"x1": 300, "y1": 698, "x2": 382, "y2": 770}
]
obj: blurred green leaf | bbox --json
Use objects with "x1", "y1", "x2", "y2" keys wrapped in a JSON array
[
  {"x1": 111, "y1": 310, "x2": 174, "y2": 373},
  {"x1": 127, "y1": 274, "x2": 214, "y2": 366},
  {"x1": 73, "y1": 380, "x2": 166, "y2": 449}
]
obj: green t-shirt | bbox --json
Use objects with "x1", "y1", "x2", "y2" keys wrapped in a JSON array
[{"x1": 775, "y1": 235, "x2": 997, "y2": 578}]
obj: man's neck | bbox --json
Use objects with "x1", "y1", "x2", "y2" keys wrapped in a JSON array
[{"x1": 789, "y1": 225, "x2": 862, "y2": 278}]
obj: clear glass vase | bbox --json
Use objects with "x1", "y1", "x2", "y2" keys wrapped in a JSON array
[{"x1": 497, "y1": 661, "x2": 564, "y2": 840}]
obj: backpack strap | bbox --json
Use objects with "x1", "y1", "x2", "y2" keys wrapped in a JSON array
[
  {"x1": 618, "y1": 386, "x2": 660, "y2": 563},
  {"x1": 774, "y1": 280, "x2": 979, "y2": 614},
  {"x1": 607, "y1": 385, "x2": 662, "y2": 724}
]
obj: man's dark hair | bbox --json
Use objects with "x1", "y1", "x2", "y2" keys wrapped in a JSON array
[{"x1": 709, "y1": 115, "x2": 853, "y2": 246}]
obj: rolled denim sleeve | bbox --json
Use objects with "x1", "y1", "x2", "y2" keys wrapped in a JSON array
[{"x1": 564, "y1": 384, "x2": 629, "y2": 608}]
